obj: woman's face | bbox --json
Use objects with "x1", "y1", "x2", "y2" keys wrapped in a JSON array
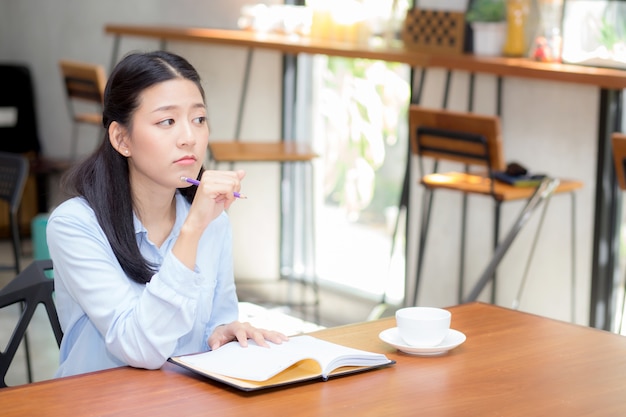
[{"x1": 124, "y1": 78, "x2": 209, "y2": 192}]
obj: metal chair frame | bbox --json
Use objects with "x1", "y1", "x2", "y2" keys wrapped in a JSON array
[{"x1": 0, "y1": 259, "x2": 62, "y2": 388}]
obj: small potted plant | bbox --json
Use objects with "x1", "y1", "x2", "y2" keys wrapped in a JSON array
[{"x1": 465, "y1": 0, "x2": 507, "y2": 56}]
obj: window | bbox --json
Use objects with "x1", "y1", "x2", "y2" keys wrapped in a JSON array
[{"x1": 308, "y1": 55, "x2": 410, "y2": 302}]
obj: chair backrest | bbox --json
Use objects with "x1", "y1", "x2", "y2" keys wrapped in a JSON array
[
  {"x1": 0, "y1": 259, "x2": 62, "y2": 388},
  {"x1": 408, "y1": 105, "x2": 506, "y2": 172},
  {"x1": 0, "y1": 151, "x2": 29, "y2": 214},
  {"x1": 59, "y1": 59, "x2": 106, "y2": 119},
  {"x1": 612, "y1": 132, "x2": 626, "y2": 191},
  {"x1": 0, "y1": 151, "x2": 29, "y2": 274},
  {"x1": 0, "y1": 64, "x2": 42, "y2": 154}
]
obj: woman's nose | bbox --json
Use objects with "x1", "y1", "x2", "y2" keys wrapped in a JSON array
[{"x1": 178, "y1": 122, "x2": 197, "y2": 146}]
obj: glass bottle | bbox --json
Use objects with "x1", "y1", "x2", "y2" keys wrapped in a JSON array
[
  {"x1": 529, "y1": 0, "x2": 564, "y2": 62},
  {"x1": 504, "y1": 0, "x2": 530, "y2": 56}
]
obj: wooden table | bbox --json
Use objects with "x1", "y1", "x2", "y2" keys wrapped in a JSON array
[
  {"x1": 2, "y1": 302, "x2": 626, "y2": 416},
  {"x1": 104, "y1": 25, "x2": 626, "y2": 329}
]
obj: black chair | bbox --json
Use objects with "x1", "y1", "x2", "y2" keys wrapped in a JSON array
[
  {"x1": 0, "y1": 259, "x2": 62, "y2": 388},
  {"x1": 0, "y1": 151, "x2": 29, "y2": 275},
  {"x1": 0, "y1": 65, "x2": 41, "y2": 156}
]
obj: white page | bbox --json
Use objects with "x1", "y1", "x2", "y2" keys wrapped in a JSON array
[{"x1": 176, "y1": 335, "x2": 389, "y2": 382}]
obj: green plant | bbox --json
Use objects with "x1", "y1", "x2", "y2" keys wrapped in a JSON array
[
  {"x1": 599, "y1": 17, "x2": 626, "y2": 51},
  {"x1": 466, "y1": 0, "x2": 506, "y2": 23}
]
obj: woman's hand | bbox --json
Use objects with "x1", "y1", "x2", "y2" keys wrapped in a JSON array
[
  {"x1": 188, "y1": 169, "x2": 246, "y2": 228},
  {"x1": 208, "y1": 321, "x2": 289, "y2": 351},
  {"x1": 174, "y1": 169, "x2": 245, "y2": 270}
]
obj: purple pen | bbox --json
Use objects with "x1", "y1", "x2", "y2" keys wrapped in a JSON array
[{"x1": 180, "y1": 176, "x2": 246, "y2": 199}]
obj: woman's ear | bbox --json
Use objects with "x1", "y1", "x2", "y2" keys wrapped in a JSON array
[{"x1": 109, "y1": 121, "x2": 131, "y2": 157}]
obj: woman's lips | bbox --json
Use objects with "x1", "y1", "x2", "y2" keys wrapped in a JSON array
[{"x1": 175, "y1": 156, "x2": 197, "y2": 165}]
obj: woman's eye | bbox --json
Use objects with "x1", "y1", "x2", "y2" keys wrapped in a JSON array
[
  {"x1": 193, "y1": 116, "x2": 206, "y2": 125},
  {"x1": 158, "y1": 119, "x2": 175, "y2": 126}
]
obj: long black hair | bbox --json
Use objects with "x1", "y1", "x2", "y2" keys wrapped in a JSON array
[{"x1": 61, "y1": 50, "x2": 206, "y2": 284}]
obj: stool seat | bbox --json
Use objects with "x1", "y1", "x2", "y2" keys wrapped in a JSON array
[
  {"x1": 422, "y1": 172, "x2": 583, "y2": 201},
  {"x1": 208, "y1": 141, "x2": 317, "y2": 163}
]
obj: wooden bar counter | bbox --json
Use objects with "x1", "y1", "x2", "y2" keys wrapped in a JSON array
[{"x1": 104, "y1": 25, "x2": 626, "y2": 89}]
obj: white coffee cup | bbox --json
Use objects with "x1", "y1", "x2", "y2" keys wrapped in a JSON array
[{"x1": 395, "y1": 307, "x2": 451, "y2": 347}]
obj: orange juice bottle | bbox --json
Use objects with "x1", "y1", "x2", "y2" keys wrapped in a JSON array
[{"x1": 503, "y1": 0, "x2": 530, "y2": 56}]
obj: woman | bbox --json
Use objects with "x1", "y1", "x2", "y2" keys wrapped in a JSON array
[{"x1": 47, "y1": 50, "x2": 287, "y2": 378}]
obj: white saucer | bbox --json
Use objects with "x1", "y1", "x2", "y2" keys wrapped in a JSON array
[{"x1": 379, "y1": 327, "x2": 466, "y2": 356}]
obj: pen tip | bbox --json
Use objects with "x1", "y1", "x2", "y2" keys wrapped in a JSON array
[{"x1": 180, "y1": 176, "x2": 187, "y2": 182}]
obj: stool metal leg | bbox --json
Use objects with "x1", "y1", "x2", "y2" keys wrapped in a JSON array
[
  {"x1": 492, "y1": 201, "x2": 502, "y2": 304},
  {"x1": 465, "y1": 179, "x2": 560, "y2": 303},
  {"x1": 570, "y1": 192, "x2": 577, "y2": 322},
  {"x1": 617, "y1": 276, "x2": 626, "y2": 334},
  {"x1": 70, "y1": 123, "x2": 79, "y2": 161},
  {"x1": 512, "y1": 189, "x2": 576, "y2": 323},
  {"x1": 509, "y1": 190, "x2": 577, "y2": 319},
  {"x1": 458, "y1": 193, "x2": 468, "y2": 303},
  {"x1": 412, "y1": 187, "x2": 435, "y2": 306},
  {"x1": 234, "y1": 49, "x2": 253, "y2": 141},
  {"x1": 512, "y1": 191, "x2": 554, "y2": 310}
]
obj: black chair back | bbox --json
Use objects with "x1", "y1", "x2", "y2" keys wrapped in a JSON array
[{"x1": 0, "y1": 64, "x2": 42, "y2": 154}]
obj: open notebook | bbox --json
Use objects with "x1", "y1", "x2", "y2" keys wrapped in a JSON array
[{"x1": 169, "y1": 335, "x2": 394, "y2": 391}]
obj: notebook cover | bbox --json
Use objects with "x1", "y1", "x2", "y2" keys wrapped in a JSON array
[
  {"x1": 168, "y1": 356, "x2": 395, "y2": 392},
  {"x1": 494, "y1": 171, "x2": 545, "y2": 187}
]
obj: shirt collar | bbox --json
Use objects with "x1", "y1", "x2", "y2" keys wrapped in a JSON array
[{"x1": 132, "y1": 191, "x2": 189, "y2": 240}]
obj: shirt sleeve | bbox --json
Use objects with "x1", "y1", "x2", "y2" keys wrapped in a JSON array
[
  {"x1": 201, "y1": 219, "x2": 239, "y2": 349},
  {"x1": 47, "y1": 197, "x2": 236, "y2": 370}
]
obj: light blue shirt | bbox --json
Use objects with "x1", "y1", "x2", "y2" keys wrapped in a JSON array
[{"x1": 47, "y1": 192, "x2": 239, "y2": 378}]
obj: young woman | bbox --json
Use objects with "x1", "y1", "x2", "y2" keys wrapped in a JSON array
[{"x1": 47, "y1": 50, "x2": 287, "y2": 377}]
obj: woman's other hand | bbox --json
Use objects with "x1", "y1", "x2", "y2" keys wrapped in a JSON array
[{"x1": 208, "y1": 321, "x2": 289, "y2": 351}]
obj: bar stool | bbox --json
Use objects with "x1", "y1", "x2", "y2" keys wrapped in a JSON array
[
  {"x1": 206, "y1": 140, "x2": 319, "y2": 322},
  {"x1": 611, "y1": 132, "x2": 626, "y2": 334},
  {"x1": 59, "y1": 59, "x2": 106, "y2": 160},
  {"x1": 409, "y1": 105, "x2": 582, "y2": 319}
]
